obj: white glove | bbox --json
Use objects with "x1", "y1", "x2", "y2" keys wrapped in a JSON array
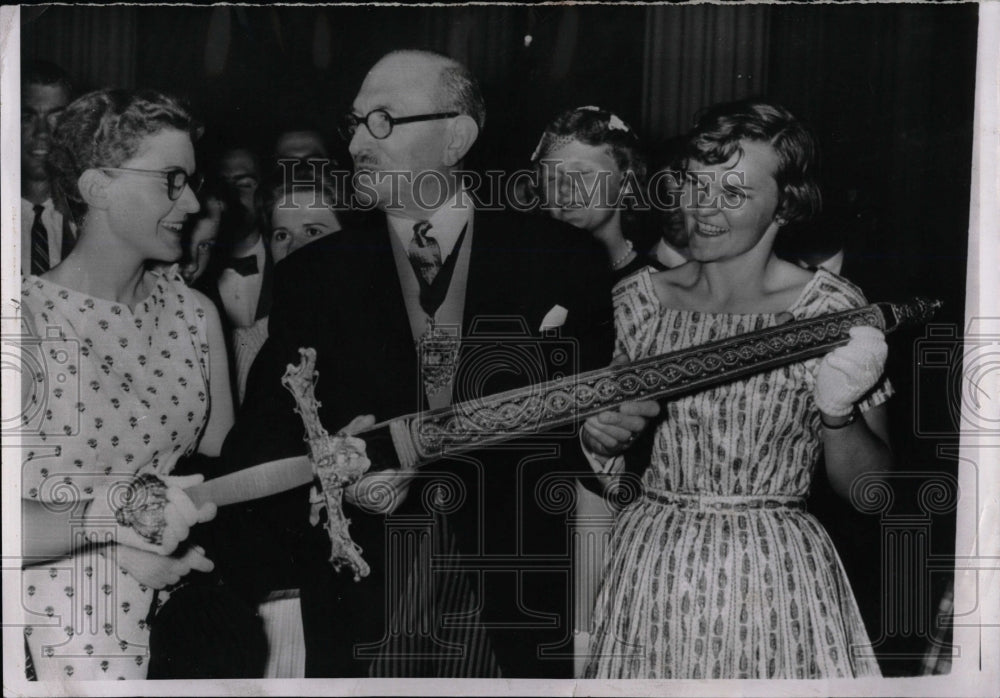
[
  {"x1": 86, "y1": 468, "x2": 216, "y2": 556},
  {"x1": 114, "y1": 543, "x2": 215, "y2": 590},
  {"x1": 813, "y1": 326, "x2": 888, "y2": 417}
]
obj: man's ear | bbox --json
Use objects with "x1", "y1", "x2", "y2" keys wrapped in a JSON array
[
  {"x1": 78, "y1": 169, "x2": 112, "y2": 211},
  {"x1": 442, "y1": 115, "x2": 479, "y2": 167}
]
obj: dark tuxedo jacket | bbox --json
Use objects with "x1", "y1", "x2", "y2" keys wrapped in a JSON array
[{"x1": 211, "y1": 208, "x2": 614, "y2": 677}]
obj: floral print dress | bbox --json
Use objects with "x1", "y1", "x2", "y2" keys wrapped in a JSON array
[
  {"x1": 585, "y1": 268, "x2": 890, "y2": 679},
  {"x1": 20, "y1": 266, "x2": 210, "y2": 680}
]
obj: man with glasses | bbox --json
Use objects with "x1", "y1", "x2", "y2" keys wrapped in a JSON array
[
  {"x1": 21, "y1": 60, "x2": 74, "y2": 275},
  {"x1": 213, "y1": 49, "x2": 652, "y2": 678}
]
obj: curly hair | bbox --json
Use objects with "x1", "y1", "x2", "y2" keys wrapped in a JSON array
[
  {"x1": 532, "y1": 106, "x2": 648, "y2": 187},
  {"x1": 531, "y1": 106, "x2": 653, "y2": 246},
  {"x1": 47, "y1": 89, "x2": 199, "y2": 222},
  {"x1": 685, "y1": 100, "x2": 821, "y2": 224}
]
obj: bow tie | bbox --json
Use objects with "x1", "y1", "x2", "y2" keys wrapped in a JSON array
[{"x1": 223, "y1": 254, "x2": 259, "y2": 276}]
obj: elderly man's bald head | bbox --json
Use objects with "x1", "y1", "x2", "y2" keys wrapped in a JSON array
[
  {"x1": 349, "y1": 50, "x2": 484, "y2": 217},
  {"x1": 378, "y1": 50, "x2": 486, "y2": 131}
]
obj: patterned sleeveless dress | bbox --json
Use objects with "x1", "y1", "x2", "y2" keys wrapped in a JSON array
[
  {"x1": 20, "y1": 266, "x2": 211, "y2": 680},
  {"x1": 585, "y1": 268, "x2": 890, "y2": 679}
]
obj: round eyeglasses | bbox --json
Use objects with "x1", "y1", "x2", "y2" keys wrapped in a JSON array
[
  {"x1": 339, "y1": 109, "x2": 460, "y2": 141},
  {"x1": 101, "y1": 167, "x2": 204, "y2": 201}
]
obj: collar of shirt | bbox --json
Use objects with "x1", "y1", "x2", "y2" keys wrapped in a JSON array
[
  {"x1": 387, "y1": 189, "x2": 472, "y2": 260},
  {"x1": 22, "y1": 197, "x2": 54, "y2": 217},
  {"x1": 21, "y1": 197, "x2": 66, "y2": 272},
  {"x1": 221, "y1": 234, "x2": 266, "y2": 276}
]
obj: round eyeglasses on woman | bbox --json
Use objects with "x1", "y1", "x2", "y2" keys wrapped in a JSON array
[
  {"x1": 100, "y1": 167, "x2": 204, "y2": 201},
  {"x1": 339, "y1": 109, "x2": 460, "y2": 141}
]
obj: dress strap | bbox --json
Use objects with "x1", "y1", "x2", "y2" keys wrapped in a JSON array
[{"x1": 643, "y1": 489, "x2": 805, "y2": 512}]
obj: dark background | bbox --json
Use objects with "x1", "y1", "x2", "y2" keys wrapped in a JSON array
[{"x1": 22, "y1": 3, "x2": 978, "y2": 676}]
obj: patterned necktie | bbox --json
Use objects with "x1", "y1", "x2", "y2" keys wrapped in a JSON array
[
  {"x1": 407, "y1": 221, "x2": 443, "y2": 286},
  {"x1": 407, "y1": 221, "x2": 468, "y2": 319},
  {"x1": 30, "y1": 204, "x2": 49, "y2": 275}
]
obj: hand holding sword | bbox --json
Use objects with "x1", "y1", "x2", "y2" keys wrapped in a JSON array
[{"x1": 582, "y1": 353, "x2": 662, "y2": 463}]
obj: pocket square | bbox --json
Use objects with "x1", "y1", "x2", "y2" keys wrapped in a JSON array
[{"x1": 539, "y1": 304, "x2": 568, "y2": 332}]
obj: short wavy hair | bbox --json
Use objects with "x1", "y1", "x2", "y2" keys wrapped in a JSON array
[
  {"x1": 685, "y1": 100, "x2": 821, "y2": 224},
  {"x1": 532, "y1": 106, "x2": 648, "y2": 186},
  {"x1": 531, "y1": 106, "x2": 652, "y2": 244},
  {"x1": 48, "y1": 89, "x2": 199, "y2": 221}
]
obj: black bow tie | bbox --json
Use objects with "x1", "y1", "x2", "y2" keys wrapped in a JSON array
[{"x1": 223, "y1": 254, "x2": 259, "y2": 276}]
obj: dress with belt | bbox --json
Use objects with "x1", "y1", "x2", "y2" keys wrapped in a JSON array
[{"x1": 585, "y1": 268, "x2": 890, "y2": 679}]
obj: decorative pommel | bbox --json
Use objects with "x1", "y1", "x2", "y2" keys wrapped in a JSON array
[
  {"x1": 114, "y1": 472, "x2": 170, "y2": 546},
  {"x1": 876, "y1": 297, "x2": 943, "y2": 332}
]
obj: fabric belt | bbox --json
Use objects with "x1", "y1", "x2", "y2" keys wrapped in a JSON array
[{"x1": 642, "y1": 489, "x2": 805, "y2": 512}]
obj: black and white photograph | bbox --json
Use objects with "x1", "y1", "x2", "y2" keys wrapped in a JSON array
[{"x1": 2, "y1": 3, "x2": 997, "y2": 695}]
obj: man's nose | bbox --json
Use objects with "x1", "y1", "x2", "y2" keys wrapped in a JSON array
[
  {"x1": 348, "y1": 125, "x2": 372, "y2": 158},
  {"x1": 29, "y1": 115, "x2": 51, "y2": 141}
]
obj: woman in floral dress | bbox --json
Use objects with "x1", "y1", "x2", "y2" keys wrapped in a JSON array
[
  {"x1": 20, "y1": 89, "x2": 232, "y2": 680},
  {"x1": 581, "y1": 100, "x2": 893, "y2": 679}
]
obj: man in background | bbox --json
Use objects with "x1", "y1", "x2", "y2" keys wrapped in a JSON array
[{"x1": 21, "y1": 60, "x2": 74, "y2": 275}]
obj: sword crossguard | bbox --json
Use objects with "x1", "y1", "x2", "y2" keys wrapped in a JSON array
[{"x1": 282, "y1": 348, "x2": 371, "y2": 581}]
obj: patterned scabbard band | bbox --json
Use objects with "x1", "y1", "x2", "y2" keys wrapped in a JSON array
[{"x1": 114, "y1": 472, "x2": 170, "y2": 545}]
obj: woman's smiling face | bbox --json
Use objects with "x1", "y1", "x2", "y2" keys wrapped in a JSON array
[
  {"x1": 681, "y1": 139, "x2": 783, "y2": 262},
  {"x1": 103, "y1": 128, "x2": 200, "y2": 263}
]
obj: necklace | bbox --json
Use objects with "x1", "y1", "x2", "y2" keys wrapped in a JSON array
[{"x1": 610, "y1": 239, "x2": 636, "y2": 270}]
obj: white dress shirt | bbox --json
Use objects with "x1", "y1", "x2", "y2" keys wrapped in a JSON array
[
  {"x1": 218, "y1": 234, "x2": 267, "y2": 328},
  {"x1": 387, "y1": 191, "x2": 475, "y2": 409},
  {"x1": 386, "y1": 194, "x2": 471, "y2": 261}
]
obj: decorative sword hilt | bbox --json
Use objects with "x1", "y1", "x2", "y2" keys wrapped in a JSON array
[{"x1": 282, "y1": 348, "x2": 371, "y2": 581}]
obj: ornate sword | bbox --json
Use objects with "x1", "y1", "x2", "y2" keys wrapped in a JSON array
[
  {"x1": 185, "y1": 297, "x2": 939, "y2": 580},
  {"x1": 187, "y1": 297, "x2": 939, "y2": 504}
]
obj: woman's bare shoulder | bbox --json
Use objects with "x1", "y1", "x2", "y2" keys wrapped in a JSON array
[{"x1": 771, "y1": 258, "x2": 814, "y2": 289}]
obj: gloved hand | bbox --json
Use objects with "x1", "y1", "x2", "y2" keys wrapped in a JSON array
[
  {"x1": 813, "y1": 326, "x2": 888, "y2": 417},
  {"x1": 114, "y1": 543, "x2": 215, "y2": 590},
  {"x1": 86, "y1": 463, "x2": 217, "y2": 556}
]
